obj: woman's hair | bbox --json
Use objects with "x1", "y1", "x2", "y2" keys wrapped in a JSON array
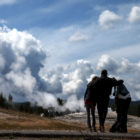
[{"x1": 91, "y1": 76, "x2": 98, "y2": 82}]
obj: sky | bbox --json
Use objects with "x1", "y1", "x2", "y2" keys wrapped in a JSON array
[{"x1": 0, "y1": 0, "x2": 140, "y2": 111}]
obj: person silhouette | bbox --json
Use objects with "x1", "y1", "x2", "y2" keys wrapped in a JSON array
[
  {"x1": 93, "y1": 70, "x2": 123, "y2": 132},
  {"x1": 84, "y1": 76, "x2": 98, "y2": 132},
  {"x1": 110, "y1": 83, "x2": 131, "y2": 133}
]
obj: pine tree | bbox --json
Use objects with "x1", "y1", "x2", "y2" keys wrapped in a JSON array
[{"x1": 8, "y1": 94, "x2": 13, "y2": 103}]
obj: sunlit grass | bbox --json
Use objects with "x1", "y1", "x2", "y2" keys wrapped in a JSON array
[
  {"x1": 0, "y1": 107, "x2": 139, "y2": 134},
  {"x1": 0, "y1": 107, "x2": 86, "y2": 130}
]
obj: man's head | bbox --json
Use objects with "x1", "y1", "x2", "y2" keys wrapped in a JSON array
[{"x1": 101, "y1": 69, "x2": 108, "y2": 77}]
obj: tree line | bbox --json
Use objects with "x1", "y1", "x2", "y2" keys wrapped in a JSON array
[
  {"x1": 109, "y1": 99, "x2": 140, "y2": 117},
  {"x1": 0, "y1": 93, "x2": 140, "y2": 117},
  {"x1": 0, "y1": 93, "x2": 73, "y2": 117}
]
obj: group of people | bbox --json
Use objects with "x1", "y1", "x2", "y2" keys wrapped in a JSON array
[{"x1": 84, "y1": 69, "x2": 131, "y2": 133}]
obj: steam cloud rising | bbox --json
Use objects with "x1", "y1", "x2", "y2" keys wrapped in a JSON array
[{"x1": 0, "y1": 26, "x2": 140, "y2": 111}]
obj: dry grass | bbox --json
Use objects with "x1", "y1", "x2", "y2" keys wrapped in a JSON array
[
  {"x1": 0, "y1": 107, "x2": 139, "y2": 133},
  {"x1": 0, "y1": 107, "x2": 86, "y2": 130}
]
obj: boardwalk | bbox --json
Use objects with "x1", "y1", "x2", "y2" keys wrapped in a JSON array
[{"x1": 0, "y1": 130, "x2": 140, "y2": 139}]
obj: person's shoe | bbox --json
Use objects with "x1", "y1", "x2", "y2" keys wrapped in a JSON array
[
  {"x1": 93, "y1": 126, "x2": 97, "y2": 132},
  {"x1": 120, "y1": 129, "x2": 127, "y2": 133},
  {"x1": 88, "y1": 127, "x2": 92, "y2": 132},
  {"x1": 110, "y1": 128, "x2": 116, "y2": 133},
  {"x1": 110, "y1": 129, "x2": 120, "y2": 133},
  {"x1": 100, "y1": 126, "x2": 105, "y2": 132}
]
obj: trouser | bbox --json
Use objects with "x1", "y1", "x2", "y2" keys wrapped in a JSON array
[
  {"x1": 85, "y1": 103, "x2": 96, "y2": 128},
  {"x1": 110, "y1": 97, "x2": 131, "y2": 132},
  {"x1": 97, "y1": 97, "x2": 109, "y2": 127}
]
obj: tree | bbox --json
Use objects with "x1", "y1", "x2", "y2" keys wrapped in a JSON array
[
  {"x1": 137, "y1": 104, "x2": 140, "y2": 117},
  {"x1": 57, "y1": 98, "x2": 64, "y2": 106},
  {"x1": 0, "y1": 93, "x2": 6, "y2": 107},
  {"x1": 8, "y1": 94, "x2": 13, "y2": 103}
]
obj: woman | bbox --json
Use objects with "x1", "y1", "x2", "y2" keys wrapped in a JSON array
[
  {"x1": 84, "y1": 76, "x2": 98, "y2": 132},
  {"x1": 110, "y1": 83, "x2": 131, "y2": 133}
]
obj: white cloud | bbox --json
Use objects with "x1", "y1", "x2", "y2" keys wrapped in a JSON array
[
  {"x1": 96, "y1": 54, "x2": 140, "y2": 100},
  {"x1": 39, "y1": 59, "x2": 95, "y2": 111},
  {"x1": 98, "y1": 10, "x2": 122, "y2": 29},
  {"x1": 62, "y1": 59, "x2": 94, "y2": 97},
  {"x1": 69, "y1": 32, "x2": 89, "y2": 42},
  {"x1": 6, "y1": 69, "x2": 36, "y2": 93},
  {"x1": 96, "y1": 54, "x2": 140, "y2": 74},
  {"x1": 63, "y1": 77, "x2": 83, "y2": 95},
  {"x1": 97, "y1": 55, "x2": 119, "y2": 73},
  {"x1": 128, "y1": 6, "x2": 140, "y2": 23},
  {"x1": 0, "y1": 26, "x2": 47, "y2": 103},
  {"x1": 0, "y1": 55, "x2": 5, "y2": 71},
  {"x1": 10, "y1": 56, "x2": 26, "y2": 72},
  {"x1": 1, "y1": 23, "x2": 140, "y2": 112},
  {"x1": 0, "y1": 0, "x2": 17, "y2": 5},
  {"x1": 42, "y1": 66, "x2": 63, "y2": 94},
  {"x1": 0, "y1": 26, "x2": 94, "y2": 110},
  {"x1": 0, "y1": 28, "x2": 42, "y2": 55},
  {"x1": 64, "y1": 95, "x2": 85, "y2": 111},
  {"x1": 0, "y1": 19, "x2": 7, "y2": 24},
  {"x1": 33, "y1": 92, "x2": 59, "y2": 108}
]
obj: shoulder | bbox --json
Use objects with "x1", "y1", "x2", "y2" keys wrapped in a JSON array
[
  {"x1": 103, "y1": 77, "x2": 113, "y2": 83},
  {"x1": 94, "y1": 77, "x2": 103, "y2": 84},
  {"x1": 107, "y1": 77, "x2": 115, "y2": 81}
]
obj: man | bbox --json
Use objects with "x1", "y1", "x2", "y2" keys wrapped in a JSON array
[{"x1": 93, "y1": 69, "x2": 123, "y2": 132}]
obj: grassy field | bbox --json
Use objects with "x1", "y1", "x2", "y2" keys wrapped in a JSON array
[
  {"x1": 0, "y1": 107, "x2": 140, "y2": 140},
  {"x1": 0, "y1": 107, "x2": 86, "y2": 130},
  {"x1": 0, "y1": 107, "x2": 139, "y2": 134}
]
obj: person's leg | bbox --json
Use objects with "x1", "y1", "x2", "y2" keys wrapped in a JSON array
[
  {"x1": 85, "y1": 104, "x2": 92, "y2": 131},
  {"x1": 110, "y1": 98, "x2": 119, "y2": 132},
  {"x1": 112, "y1": 98, "x2": 122, "y2": 132},
  {"x1": 102, "y1": 98, "x2": 109, "y2": 126},
  {"x1": 99, "y1": 97, "x2": 109, "y2": 132},
  {"x1": 91, "y1": 105, "x2": 96, "y2": 132},
  {"x1": 120, "y1": 98, "x2": 131, "y2": 133},
  {"x1": 110, "y1": 121, "x2": 119, "y2": 132},
  {"x1": 110, "y1": 112, "x2": 121, "y2": 132},
  {"x1": 97, "y1": 99, "x2": 105, "y2": 132}
]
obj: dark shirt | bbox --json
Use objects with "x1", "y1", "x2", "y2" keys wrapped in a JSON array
[
  {"x1": 93, "y1": 76, "x2": 123, "y2": 98},
  {"x1": 84, "y1": 79, "x2": 98, "y2": 102}
]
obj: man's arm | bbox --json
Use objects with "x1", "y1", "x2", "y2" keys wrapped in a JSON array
[{"x1": 111, "y1": 78, "x2": 123, "y2": 87}]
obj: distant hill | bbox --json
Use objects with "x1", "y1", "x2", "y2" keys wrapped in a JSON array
[{"x1": 109, "y1": 99, "x2": 140, "y2": 117}]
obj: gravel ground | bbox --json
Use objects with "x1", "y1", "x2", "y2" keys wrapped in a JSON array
[{"x1": 55, "y1": 111, "x2": 140, "y2": 130}]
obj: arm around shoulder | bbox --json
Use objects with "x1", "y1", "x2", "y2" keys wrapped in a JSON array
[{"x1": 111, "y1": 78, "x2": 124, "y2": 86}]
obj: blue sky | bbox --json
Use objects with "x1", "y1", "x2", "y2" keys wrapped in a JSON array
[
  {"x1": 2, "y1": 0, "x2": 138, "y2": 66},
  {"x1": 0, "y1": 0, "x2": 140, "y2": 107},
  {"x1": 1, "y1": 0, "x2": 139, "y2": 29}
]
